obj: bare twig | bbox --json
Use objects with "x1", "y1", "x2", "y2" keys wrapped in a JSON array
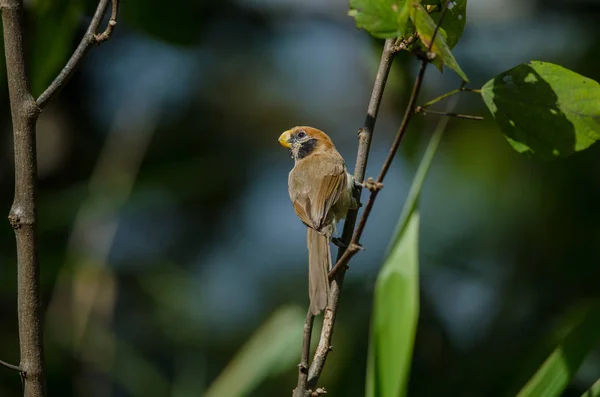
[
  {"x1": 329, "y1": 1, "x2": 451, "y2": 281},
  {"x1": 0, "y1": 358, "x2": 22, "y2": 373},
  {"x1": 293, "y1": 310, "x2": 314, "y2": 396},
  {"x1": 292, "y1": 38, "x2": 399, "y2": 397},
  {"x1": 419, "y1": 86, "x2": 481, "y2": 109},
  {"x1": 36, "y1": 0, "x2": 119, "y2": 108},
  {"x1": 415, "y1": 107, "x2": 483, "y2": 120},
  {"x1": 1, "y1": 0, "x2": 120, "y2": 395},
  {"x1": 301, "y1": 2, "x2": 453, "y2": 392}
]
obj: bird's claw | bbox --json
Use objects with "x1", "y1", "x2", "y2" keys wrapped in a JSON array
[{"x1": 364, "y1": 177, "x2": 384, "y2": 192}]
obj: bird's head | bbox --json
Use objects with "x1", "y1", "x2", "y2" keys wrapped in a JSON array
[{"x1": 278, "y1": 126, "x2": 335, "y2": 161}]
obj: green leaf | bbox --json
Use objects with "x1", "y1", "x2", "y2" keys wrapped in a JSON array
[
  {"x1": 204, "y1": 306, "x2": 305, "y2": 397},
  {"x1": 366, "y1": 103, "x2": 453, "y2": 397},
  {"x1": 366, "y1": 210, "x2": 419, "y2": 397},
  {"x1": 348, "y1": 0, "x2": 412, "y2": 39},
  {"x1": 481, "y1": 61, "x2": 600, "y2": 159},
  {"x1": 517, "y1": 303, "x2": 600, "y2": 397},
  {"x1": 28, "y1": 0, "x2": 84, "y2": 97},
  {"x1": 581, "y1": 379, "x2": 600, "y2": 397},
  {"x1": 430, "y1": 0, "x2": 467, "y2": 49},
  {"x1": 409, "y1": 2, "x2": 468, "y2": 81}
]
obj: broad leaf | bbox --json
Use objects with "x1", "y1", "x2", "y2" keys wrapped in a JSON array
[
  {"x1": 429, "y1": 0, "x2": 467, "y2": 49},
  {"x1": 409, "y1": 2, "x2": 468, "y2": 81},
  {"x1": 366, "y1": 210, "x2": 420, "y2": 397},
  {"x1": 517, "y1": 303, "x2": 600, "y2": 397},
  {"x1": 481, "y1": 61, "x2": 600, "y2": 159},
  {"x1": 348, "y1": 0, "x2": 411, "y2": 39}
]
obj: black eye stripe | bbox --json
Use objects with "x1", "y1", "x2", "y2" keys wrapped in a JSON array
[{"x1": 296, "y1": 138, "x2": 317, "y2": 160}]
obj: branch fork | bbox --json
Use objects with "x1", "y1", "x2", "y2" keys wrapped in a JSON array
[
  {"x1": 293, "y1": 3, "x2": 454, "y2": 396},
  {"x1": 1, "y1": 0, "x2": 120, "y2": 395}
]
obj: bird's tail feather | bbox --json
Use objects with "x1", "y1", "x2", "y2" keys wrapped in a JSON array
[{"x1": 307, "y1": 228, "x2": 331, "y2": 315}]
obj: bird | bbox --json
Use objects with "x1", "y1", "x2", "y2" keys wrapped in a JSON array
[{"x1": 279, "y1": 126, "x2": 357, "y2": 315}]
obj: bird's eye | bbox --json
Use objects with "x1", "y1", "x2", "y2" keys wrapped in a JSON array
[{"x1": 297, "y1": 131, "x2": 306, "y2": 139}]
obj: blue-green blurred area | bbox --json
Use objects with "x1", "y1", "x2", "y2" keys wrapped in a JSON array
[{"x1": 1, "y1": 0, "x2": 600, "y2": 396}]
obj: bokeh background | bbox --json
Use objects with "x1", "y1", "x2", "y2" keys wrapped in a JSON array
[{"x1": 1, "y1": 0, "x2": 600, "y2": 396}]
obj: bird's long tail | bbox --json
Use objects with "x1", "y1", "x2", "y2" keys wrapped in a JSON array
[{"x1": 307, "y1": 228, "x2": 331, "y2": 315}]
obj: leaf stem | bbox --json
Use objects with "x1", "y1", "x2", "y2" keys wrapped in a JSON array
[
  {"x1": 416, "y1": 107, "x2": 483, "y2": 120},
  {"x1": 420, "y1": 86, "x2": 481, "y2": 109}
]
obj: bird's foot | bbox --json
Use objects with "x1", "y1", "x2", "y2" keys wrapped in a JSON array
[{"x1": 363, "y1": 177, "x2": 384, "y2": 192}]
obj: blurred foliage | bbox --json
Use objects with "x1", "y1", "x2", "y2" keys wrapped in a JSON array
[
  {"x1": 517, "y1": 302, "x2": 600, "y2": 397},
  {"x1": 582, "y1": 378, "x2": 600, "y2": 397},
  {"x1": 205, "y1": 306, "x2": 305, "y2": 397},
  {"x1": 1, "y1": 0, "x2": 600, "y2": 396},
  {"x1": 27, "y1": 0, "x2": 84, "y2": 97}
]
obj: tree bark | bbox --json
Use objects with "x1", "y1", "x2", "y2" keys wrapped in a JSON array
[{"x1": 1, "y1": 1, "x2": 45, "y2": 396}]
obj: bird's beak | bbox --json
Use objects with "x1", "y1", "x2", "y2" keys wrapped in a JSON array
[{"x1": 278, "y1": 130, "x2": 293, "y2": 148}]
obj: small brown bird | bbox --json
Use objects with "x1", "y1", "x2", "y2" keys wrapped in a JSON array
[{"x1": 279, "y1": 126, "x2": 357, "y2": 315}]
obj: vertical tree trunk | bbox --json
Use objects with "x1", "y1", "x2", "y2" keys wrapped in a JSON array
[{"x1": 1, "y1": 1, "x2": 46, "y2": 396}]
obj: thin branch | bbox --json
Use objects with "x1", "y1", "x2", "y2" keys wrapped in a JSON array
[
  {"x1": 94, "y1": 0, "x2": 119, "y2": 43},
  {"x1": 293, "y1": 38, "x2": 399, "y2": 397},
  {"x1": 36, "y1": 0, "x2": 119, "y2": 108},
  {"x1": 329, "y1": 1, "x2": 450, "y2": 281},
  {"x1": 416, "y1": 107, "x2": 483, "y2": 120},
  {"x1": 0, "y1": 358, "x2": 22, "y2": 373},
  {"x1": 293, "y1": 310, "x2": 314, "y2": 397},
  {"x1": 419, "y1": 86, "x2": 481, "y2": 109},
  {"x1": 303, "y1": 3, "x2": 453, "y2": 391}
]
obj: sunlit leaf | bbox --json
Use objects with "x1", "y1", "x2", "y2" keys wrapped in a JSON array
[
  {"x1": 481, "y1": 61, "x2": 600, "y2": 159},
  {"x1": 517, "y1": 303, "x2": 600, "y2": 397},
  {"x1": 348, "y1": 0, "x2": 411, "y2": 39},
  {"x1": 430, "y1": 0, "x2": 467, "y2": 49},
  {"x1": 205, "y1": 306, "x2": 305, "y2": 397},
  {"x1": 409, "y1": 2, "x2": 468, "y2": 81}
]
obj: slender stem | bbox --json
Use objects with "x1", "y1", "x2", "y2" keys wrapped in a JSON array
[
  {"x1": 1, "y1": 0, "x2": 120, "y2": 395},
  {"x1": 304, "y1": 2, "x2": 452, "y2": 391},
  {"x1": 420, "y1": 88, "x2": 461, "y2": 109},
  {"x1": 293, "y1": 310, "x2": 315, "y2": 397},
  {"x1": 419, "y1": 86, "x2": 481, "y2": 109},
  {"x1": 0, "y1": 358, "x2": 23, "y2": 373},
  {"x1": 328, "y1": 52, "x2": 428, "y2": 280},
  {"x1": 1, "y1": 0, "x2": 45, "y2": 395},
  {"x1": 416, "y1": 108, "x2": 483, "y2": 120},
  {"x1": 293, "y1": 38, "x2": 399, "y2": 397},
  {"x1": 36, "y1": 0, "x2": 119, "y2": 108},
  {"x1": 390, "y1": 97, "x2": 459, "y2": 247}
]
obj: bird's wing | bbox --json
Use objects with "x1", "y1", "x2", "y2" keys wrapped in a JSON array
[{"x1": 290, "y1": 154, "x2": 346, "y2": 232}]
